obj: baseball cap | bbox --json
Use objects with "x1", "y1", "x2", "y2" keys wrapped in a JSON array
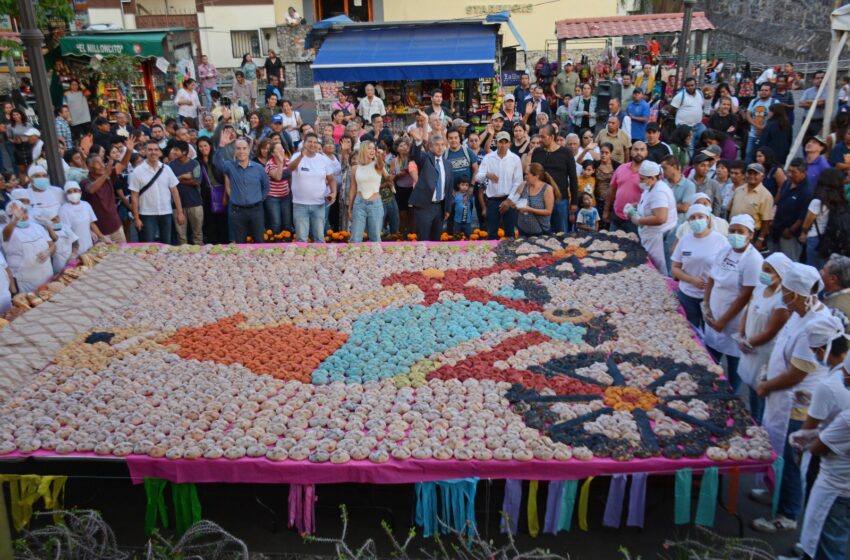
[
  {"x1": 503, "y1": 94, "x2": 515, "y2": 102},
  {"x1": 492, "y1": 113, "x2": 505, "y2": 121},
  {"x1": 271, "y1": 114, "x2": 284, "y2": 124},
  {"x1": 692, "y1": 153, "x2": 711, "y2": 164},
  {"x1": 495, "y1": 131, "x2": 511, "y2": 142},
  {"x1": 702, "y1": 145, "x2": 722, "y2": 157},
  {"x1": 633, "y1": 87, "x2": 644, "y2": 95},
  {"x1": 746, "y1": 162, "x2": 765, "y2": 174},
  {"x1": 646, "y1": 122, "x2": 660, "y2": 132},
  {"x1": 811, "y1": 135, "x2": 827, "y2": 146},
  {"x1": 564, "y1": 59, "x2": 573, "y2": 66},
  {"x1": 452, "y1": 118, "x2": 470, "y2": 129}
]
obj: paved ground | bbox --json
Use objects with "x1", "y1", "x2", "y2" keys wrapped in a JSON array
[{"x1": 39, "y1": 468, "x2": 803, "y2": 559}]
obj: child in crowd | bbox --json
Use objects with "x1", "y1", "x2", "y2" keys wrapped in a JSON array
[
  {"x1": 575, "y1": 192, "x2": 599, "y2": 232},
  {"x1": 715, "y1": 160, "x2": 734, "y2": 219},
  {"x1": 447, "y1": 175, "x2": 474, "y2": 237},
  {"x1": 578, "y1": 160, "x2": 597, "y2": 205}
]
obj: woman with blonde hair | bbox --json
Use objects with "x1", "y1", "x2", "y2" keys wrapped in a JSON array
[{"x1": 348, "y1": 140, "x2": 386, "y2": 242}]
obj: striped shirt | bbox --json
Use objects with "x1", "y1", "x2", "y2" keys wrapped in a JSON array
[{"x1": 265, "y1": 158, "x2": 290, "y2": 198}]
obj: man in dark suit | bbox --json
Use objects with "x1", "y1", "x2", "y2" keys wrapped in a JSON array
[{"x1": 408, "y1": 126, "x2": 452, "y2": 241}]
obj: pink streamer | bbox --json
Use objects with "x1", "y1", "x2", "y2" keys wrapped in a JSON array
[{"x1": 288, "y1": 483, "x2": 317, "y2": 534}]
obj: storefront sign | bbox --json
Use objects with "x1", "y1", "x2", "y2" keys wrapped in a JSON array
[
  {"x1": 465, "y1": 4, "x2": 533, "y2": 16},
  {"x1": 501, "y1": 70, "x2": 522, "y2": 86}
]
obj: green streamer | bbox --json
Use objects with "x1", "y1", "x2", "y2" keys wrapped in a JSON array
[
  {"x1": 144, "y1": 478, "x2": 169, "y2": 536},
  {"x1": 772, "y1": 457, "x2": 784, "y2": 517},
  {"x1": 558, "y1": 480, "x2": 578, "y2": 532},
  {"x1": 172, "y1": 483, "x2": 202, "y2": 535},
  {"x1": 674, "y1": 468, "x2": 692, "y2": 525},
  {"x1": 695, "y1": 467, "x2": 718, "y2": 527}
]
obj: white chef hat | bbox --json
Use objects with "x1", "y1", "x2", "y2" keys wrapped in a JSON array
[
  {"x1": 807, "y1": 314, "x2": 848, "y2": 365},
  {"x1": 729, "y1": 214, "x2": 755, "y2": 232},
  {"x1": 638, "y1": 160, "x2": 661, "y2": 177},
  {"x1": 26, "y1": 164, "x2": 47, "y2": 177},
  {"x1": 782, "y1": 262, "x2": 824, "y2": 296},
  {"x1": 5, "y1": 200, "x2": 26, "y2": 218},
  {"x1": 687, "y1": 192, "x2": 712, "y2": 205},
  {"x1": 10, "y1": 188, "x2": 30, "y2": 201},
  {"x1": 764, "y1": 252, "x2": 792, "y2": 280},
  {"x1": 686, "y1": 204, "x2": 712, "y2": 219},
  {"x1": 63, "y1": 181, "x2": 82, "y2": 193}
]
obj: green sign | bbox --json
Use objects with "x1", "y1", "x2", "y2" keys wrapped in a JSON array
[{"x1": 59, "y1": 32, "x2": 166, "y2": 58}]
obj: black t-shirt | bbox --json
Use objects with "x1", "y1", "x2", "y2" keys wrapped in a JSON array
[
  {"x1": 531, "y1": 146, "x2": 578, "y2": 204},
  {"x1": 169, "y1": 158, "x2": 203, "y2": 208},
  {"x1": 646, "y1": 141, "x2": 671, "y2": 164}
]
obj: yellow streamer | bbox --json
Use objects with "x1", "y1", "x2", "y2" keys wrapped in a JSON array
[
  {"x1": 0, "y1": 475, "x2": 67, "y2": 531},
  {"x1": 578, "y1": 477, "x2": 594, "y2": 532},
  {"x1": 527, "y1": 480, "x2": 540, "y2": 538}
]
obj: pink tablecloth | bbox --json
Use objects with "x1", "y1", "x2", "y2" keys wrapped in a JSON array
[{"x1": 0, "y1": 450, "x2": 772, "y2": 485}]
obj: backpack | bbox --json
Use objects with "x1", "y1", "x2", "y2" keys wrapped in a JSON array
[{"x1": 817, "y1": 205, "x2": 850, "y2": 257}]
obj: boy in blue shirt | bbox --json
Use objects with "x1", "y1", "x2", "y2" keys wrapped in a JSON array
[
  {"x1": 446, "y1": 175, "x2": 474, "y2": 237},
  {"x1": 626, "y1": 87, "x2": 651, "y2": 141},
  {"x1": 575, "y1": 192, "x2": 599, "y2": 232}
]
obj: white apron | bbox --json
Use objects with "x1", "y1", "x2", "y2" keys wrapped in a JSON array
[
  {"x1": 738, "y1": 287, "x2": 784, "y2": 388},
  {"x1": 800, "y1": 477, "x2": 840, "y2": 558},
  {"x1": 636, "y1": 188, "x2": 671, "y2": 276},
  {"x1": 11, "y1": 229, "x2": 53, "y2": 293},
  {"x1": 704, "y1": 246, "x2": 756, "y2": 357},
  {"x1": 762, "y1": 305, "x2": 829, "y2": 454}
]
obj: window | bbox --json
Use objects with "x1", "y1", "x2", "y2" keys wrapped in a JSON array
[
  {"x1": 315, "y1": 0, "x2": 372, "y2": 22},
  {"x1": 231, "y1": 30, "x2": 261, "y2": 58}
]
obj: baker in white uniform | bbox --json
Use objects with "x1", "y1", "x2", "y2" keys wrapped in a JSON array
[
  {"x1": 627, "y1": 159, "x2": 677, "y2": 275},
  {"x1": 25, "y1": 164, "x2": 64, "y2": 216},
  {"x1": 1, "y1": 200, "x2": 55, "y2": 292},
  {"x1": 704, "y1": 214, "x2": 764, "y2": 392},
  {"x1": 35, "y1": 208, "x2": 79, "y2": 275}
]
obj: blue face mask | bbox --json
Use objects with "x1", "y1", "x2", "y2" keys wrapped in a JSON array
[
  {"x1": 31, "y1": 178, "x2": 50, "y2": 191},
  {"x1": 51, "y1": 222, "x2": 62, "y2": 231},
  {"x1": 759, "y1": 272, "x2": 774, "y2": 286},
  {"x1": 689, "y1": 218, "x2": 708, "y2": 234},
  {"x1": 727, "y1": 233, "x2": 747, "y2": 249},
  {"x1": 15, "y1": 220, "x2": 29, "y2": 229}
]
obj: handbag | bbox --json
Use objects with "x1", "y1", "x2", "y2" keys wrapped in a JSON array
[{"x1": 200, "y1": 162, "x2": 226, "y2": 215}]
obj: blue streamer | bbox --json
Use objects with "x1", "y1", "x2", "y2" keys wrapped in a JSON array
[
  {"x1": 771, "y1": 457, "x2": 784, "y2": 517},
  {"x1": 415, "y1": 482, "x2": 438, "y2": 538},
  {"x1": 436, "y1": 479, "x2": 478, "y2": 538}
]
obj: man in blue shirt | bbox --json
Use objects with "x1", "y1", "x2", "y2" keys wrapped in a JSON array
[
  {"x1": 214, "y1": 131, "x2": 269, "y2": 243},
  {"x1": 830, "y1": 127, "x2": 850, "y2": 168},
  {"x1": 626, "y1": 88, "x2": 651, "y2": 141},
  {"x1": 769, "y1": 158, "x2": 812, "y2": 262},
  {"x1": 512, "y1": 73, "x2": 532, "y2": 106}
]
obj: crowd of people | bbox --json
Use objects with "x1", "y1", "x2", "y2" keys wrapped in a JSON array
[{"x1": 0, "y1": 52, "x2": 850, "y2": 559}]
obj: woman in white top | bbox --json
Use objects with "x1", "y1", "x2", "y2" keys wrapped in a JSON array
[
  {"x1": 628, "y1": 160, "x2": 678, "y2": 276},
  {"x1": 348, "y1": 140, "x2": 385, "y2": 243},
  {"x1": 59, "y1": 181, "x2": 107, "y2": 255},
  {"x1": 799, "y1": 168, "x2": 845, "y2": 270},
  {"x1": 174, "y1": 78, "x2": 201, "y2": 129},
  {"x1": 737, "y1": 251, "x2": 792, "y2": 422},
  {"x1": 795, "y1": 322, "x2": 850, "y2": 559},
  {"x1": 750, "y1": 263, "x2": 832, "y2": 532},
  {"x1": 280, "y1": 100, "x2": 303, "y2": 148},
  {"x1": 2, "y1": 200, "x2": 55, "y2": 292},
  {"x1": 704, "y1": 214, "x2": 764, "y2": 392},
  {"x1": 671, "y1": 203, "x2": 729, "y2": 330}
]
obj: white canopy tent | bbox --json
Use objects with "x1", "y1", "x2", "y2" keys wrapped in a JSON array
[{"x1": 786, "y1": 4, "x2": 850, "y2": 167}]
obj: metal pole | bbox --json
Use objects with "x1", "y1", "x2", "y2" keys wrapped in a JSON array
[
  {"x1": 17, "y1": 0, "x2": 65, "y2": 186},
  {"x1": 676, "y1": 0, "x2": 697, "y2": 85},
  {"x1": 822, "y1": 30, "x2": 843, "y2": 139}
]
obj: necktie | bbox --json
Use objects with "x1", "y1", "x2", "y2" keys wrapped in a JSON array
[{"x1": 435, "y1": 157, "x2": 444, "y2": 202}]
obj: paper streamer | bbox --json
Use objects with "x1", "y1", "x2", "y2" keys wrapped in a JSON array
[
  {"x1": 144, "y1": 478, "x2": 169, "y2": 536},
  {"x1": 626, "y1": 472, "x2": 648, "y2": 528},
  {"x1": 695, "y1": 467, "x2": 718, "y2": 527},
  {"x1": 501, "y1": 479, "x2": 522, "y2": 535},
  {"x1": 674, "y1": 468, "x2": 692, "y2": 525},
  {"x1": 171, "y1": 483, "x2": 202, "y2": 535},
  {"x1": 527, "y1": 480, "x2": 540, "y2": 537},
  {"x1": 771, "y1": 457, "x2": 784, "y2": 517},
  {"x1": 288, "y1": 484, "x2": 317, "y2": 535},
  {"x1": 415, "y1": 482, "x2": 438, "y2": 538},
  {"x1": 602, "y1": 474, "x2": 627, "y2": 528},
  {"x1": 727, "y1": 468, "x2": 740, "y2": 515},
  {"x1": 435, "y1": 479, "x2": 478, "y2": 537},
  {"x1": 578, "y1": 477, "x2": 594, "y2": 532},
  {"x1": 559, "y1": 480, "x2": 578, "y2": 532},
  {"x1": 1, "y1": 475, "x2": 68, "y2": 533},
  {"x1": 543, "y1": 481, "x2": 564, "y2": 535}
]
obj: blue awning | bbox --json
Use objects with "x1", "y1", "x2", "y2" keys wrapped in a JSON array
[{"x1": 312, "y1": 24, "x2": 497, "y2": 82}]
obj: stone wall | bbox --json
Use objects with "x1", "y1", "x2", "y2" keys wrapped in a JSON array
[
  {"x1": 276, "y1": 23, "x2": 318, "y2": 121},
  {"x1": 705, "y1": 0, "x2": 845, "y2": 65}
]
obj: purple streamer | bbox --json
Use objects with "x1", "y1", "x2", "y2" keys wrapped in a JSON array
[
  {"x1": 626, "y1": 473, "x2": 648, "y2": 528},
  {"x1": 500, "y1": 479, "x2": 522, "y2": 535},
  {"x1": 602, "y1": 474, "x2": 627, "y2": 528},
  {"x1": 543, "y1": 481, "x2": 564, "y2": 535}
]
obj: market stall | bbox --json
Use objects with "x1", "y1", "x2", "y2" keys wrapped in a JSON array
[
  {"x1": 58, "y1": 28, "x2": 195, "y2": 124},
  {"x1": 310, "y1": 18, "x2": 504, "y2": 133},
  {"x1": 0, "y1": 232, "x2": 778, "y2": 537}
]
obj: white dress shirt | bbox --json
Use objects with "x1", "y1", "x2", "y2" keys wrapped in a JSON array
[
  {"x1": 129, "y1": 160, "x2": 180, "y2": 216},
  {"x1": 433, "y1": 157, "x2": 446, "y2": 202},
  {"x1": 475, "y1": 150, "x2": 523, "y2": 201}
]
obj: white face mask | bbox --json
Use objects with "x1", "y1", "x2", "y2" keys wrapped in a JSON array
[{"x1": 66, "y1": 192, "x2": 82, "y2": 204}]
